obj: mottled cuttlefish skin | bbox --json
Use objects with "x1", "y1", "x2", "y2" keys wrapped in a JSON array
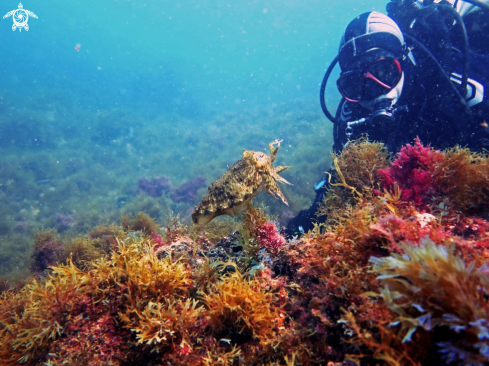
[{"x1": 192, "y1": 140, "x2": 292, "y2": 225}]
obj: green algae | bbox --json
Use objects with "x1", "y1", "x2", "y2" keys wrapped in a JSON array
[{"x1": 0, "y1": 103, "x2": 332, "y2": 280}]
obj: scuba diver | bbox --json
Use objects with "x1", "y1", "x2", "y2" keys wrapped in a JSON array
[{"x1": 286, "y1": 0, "x2": 489, "y2": 237}]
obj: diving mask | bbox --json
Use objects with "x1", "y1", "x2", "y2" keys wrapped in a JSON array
[{"x1": 337, "y1": 57, "x2": 403, "y2": 103}]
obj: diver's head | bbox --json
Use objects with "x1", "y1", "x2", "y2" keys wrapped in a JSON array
[{"x1": 337, "y1": 12, "x2": 407, "y2": 111}]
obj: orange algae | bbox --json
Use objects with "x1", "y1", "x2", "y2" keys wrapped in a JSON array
[
  {"x1": 1, "y1": 138, "x2": 489, "y2": 365},
  {"x1": 202, "y1": 271, "x2": 281, "y2": 341},
  {"x1": 0, "y1": 227, "x2": 288, "y2": 365},
  {"x1": 120, "y1": 298, "x2": 205, "y2": 352},
  {"x1": 329, "y1": 137, "x2": 391, "y2": 193},
  {"x1": 318, "y1": 138, "x2": 391, "y2": 231},
  {"x1": 432, "y1": 146, "x2": 489, "y2": 213}
]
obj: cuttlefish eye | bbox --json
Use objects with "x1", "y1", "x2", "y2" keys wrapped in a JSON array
[{"x1": 252, "y1": 152, "x2": 268, "y2": 169}]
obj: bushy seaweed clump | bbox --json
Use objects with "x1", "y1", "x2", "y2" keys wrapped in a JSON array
[
  {"x1": 378, "y1": 137, "x2": 444, "y2": 208},
  {"x1": 433, "y1": 146, "x2": 489, "y2": 213},
  {"x1": 0, "y1": 226, "x2": 289, "y2": 365},
  {"x1": 202, "y1": 271, "x2": 281, "y2": 341},
  {"x1": 29, "y1": 225, "x2": 121, "y2": 275},
  {"x1": 371, "y1": 239, "x2": 489, "y2": 365},
  {"x1": 121, "y1": 211, "x2": 161, "y2": 236},
  {"x1": 311, "y1": 138, "x2": 489, "y2": 365},
  {"x1": 318, "y1": 137, "x2": 391, "y2": 227},
  {"x1": 331, "y1": 136, "x2": 391, "y2": 193}
]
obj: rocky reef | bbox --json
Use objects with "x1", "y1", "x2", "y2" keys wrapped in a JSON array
[{"x1": 0, "y1": 138, "x2": 488, "y2": 365}]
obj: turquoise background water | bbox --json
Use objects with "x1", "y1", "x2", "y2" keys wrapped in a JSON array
[
  {"x1": 2, "y1": 0, "x2": 385, "y2": 112},
  {"x1": 0, "y1": 0, "x2": 386, "y2": 278}
]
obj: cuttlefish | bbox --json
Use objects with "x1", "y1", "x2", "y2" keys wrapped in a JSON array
[{"x1": 192, "y1": 139, "x2": 292, "y2": 225}]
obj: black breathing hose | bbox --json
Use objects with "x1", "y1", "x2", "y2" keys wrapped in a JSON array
[
  {"x1": 443, "y1": 0, "x2": 489, "y2": 95},
  {"x1": 437, "y1": 4, "x2": 469, "y2": 97},
  {"x1": 319, "y1": 55, "x2": 339, "y2": 124},
  {"x1": 403, "y1": 32, "x2": 471, "y2": 117}
]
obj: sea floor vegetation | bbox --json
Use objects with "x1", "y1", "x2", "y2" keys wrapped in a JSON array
[
  {"x1": 1, "y1": 138, "x2": 488, "y2": 365},
  {"x1": 0, "y1": 103, "x2": 331, "y2": 280}
]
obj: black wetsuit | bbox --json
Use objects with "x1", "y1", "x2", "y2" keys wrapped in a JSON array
[{"x1": 285, "y1": 2, "x2": 489, "y2": 238}]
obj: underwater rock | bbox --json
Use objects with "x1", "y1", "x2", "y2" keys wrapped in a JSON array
[
  {"x1": 5, "y1": 139, "x2": 489, "y2": 366},
  {"x1": 204, "y1": 233, "x2": 244, "y2": 264},
  {"x1": 192, "y1": 140, "x2": 292, "y2": 225}
]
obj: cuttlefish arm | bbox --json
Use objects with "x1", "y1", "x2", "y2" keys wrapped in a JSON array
[
  {"x1": 269, "y1": 139, "x2": 283, "y2": 162},
  {"x1": 275, "y1": 166, "x2": 292, "y2": 175},
  {"x1": 263, "y1": 173, "x2": 289, "y2": 206}
]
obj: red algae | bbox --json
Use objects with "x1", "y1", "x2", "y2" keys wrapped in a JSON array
[
  {"x1": 242, "y1": 203, "x2": 286, "y2": 253},
  {"x1": 378, "y1": 137, "x2": 444, "y2": 208},
  {"x1": 1, "y1": 139, "x2": 489, "y2": 366},
  {"x1": 256, "y1": 222, "x2": 286, "y2": 252}
]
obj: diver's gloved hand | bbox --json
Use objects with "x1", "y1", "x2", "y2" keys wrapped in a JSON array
[{"x1": 284, "y1": 176, "x2": 328, "y2": 238}]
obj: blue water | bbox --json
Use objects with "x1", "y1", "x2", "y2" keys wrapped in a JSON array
[
  {"x1": 0, "y1": 0, "x2": 387, "y2": 277},
  {"x1": 1, "y1": 0, "x2": 386, "y2": 114}
]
